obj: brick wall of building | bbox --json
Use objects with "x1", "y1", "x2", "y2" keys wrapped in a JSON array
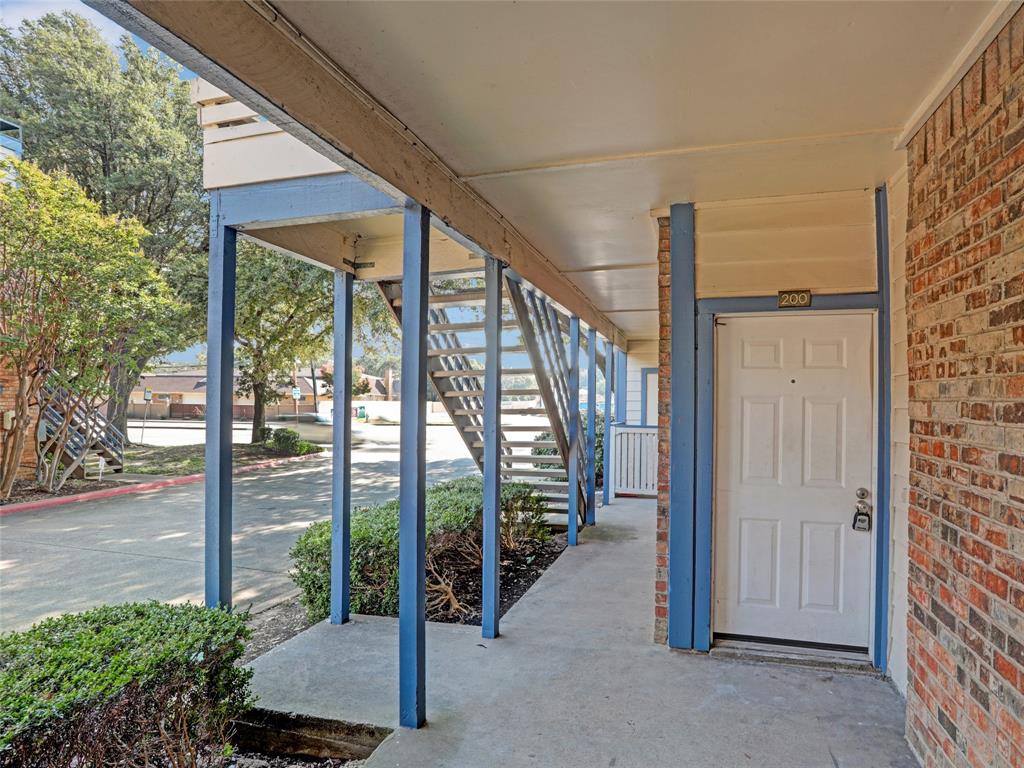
[
  {"x1": 654, "y1": 216, "x2": 670, "y2": 644},
  {"x1": 0, "y1": 366, "x2": 38, "y2": 482},
  {"x1": 904, "y1": 11, "x2": 1024, "y2": 767}
]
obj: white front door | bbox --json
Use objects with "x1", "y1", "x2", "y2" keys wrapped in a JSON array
[{"x1": 713, "y1": 312, "x2": 874, "y2": 648}]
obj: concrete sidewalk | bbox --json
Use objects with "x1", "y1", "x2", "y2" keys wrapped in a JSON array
[
  {"x1": 249, "y1": 498, "x2": 917, "y2": 768},
  {"x1": 0, "y1": 425, "x2": 476, "y2": 631}
]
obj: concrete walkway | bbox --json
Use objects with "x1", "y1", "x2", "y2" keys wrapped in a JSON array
[
  {"x1": 249, "y1": 498, "x2": 917, "y2": 768},
  {"x1": 0, "y1": 425, "x2": 475, "y2": 631}
]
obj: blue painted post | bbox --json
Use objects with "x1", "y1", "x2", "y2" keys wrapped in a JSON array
[
  {"x1": 585, "y1": 327, "x2": 597, "y2": 525},
  {"x1": 330, "y1": 269, "x2": 354, "y2": 625},
  {"x1": 668, "y1": 202, "x2": 696, "y2": 650},
  {"x1": 399, "y1": 201, "x2": 430, "y2": 728},
  {"x1": 873, "y1": 185, "x2": 892, "y2": 673},
  {"x1": 602, "y1": 339, "x2": 613, "y2": 507},
  {"x1": 481, "y1": 255, "x2": 503, "y2": 639},
  {"x1": 567, "y1": 316, "x2": 581, "y2": 545},
  {"x1": 615, "y1": 348, "x2": 627, "y2": 423},
  {"x1": 205, "y1": 192, "x2": 236, "y2": 609}
]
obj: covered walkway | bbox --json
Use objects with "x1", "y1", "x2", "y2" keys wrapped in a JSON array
[{"x1": 249, "y1": 497, "x2": 915, "y2": 768}]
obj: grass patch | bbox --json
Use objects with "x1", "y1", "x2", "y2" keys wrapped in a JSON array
[{"x1": 125, "y1": 432, "x2": 322, "y2": 477}]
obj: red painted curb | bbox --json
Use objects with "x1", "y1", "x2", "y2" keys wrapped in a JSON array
[{"x1": 0, "y1": 452, "x2": 326, "y2": 517}]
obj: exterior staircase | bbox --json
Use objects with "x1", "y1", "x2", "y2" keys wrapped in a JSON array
[
  {"x1": 39, "y1": 378, "x2": 125, "y2": 479},
  {"x1": 378, "y1": 273, "x2": 600, "y2": 529}
]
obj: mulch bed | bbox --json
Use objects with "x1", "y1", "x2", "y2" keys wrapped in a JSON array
[
  {"x1": 435, "y1": 534, "x2": 567, "y2": 626},
  {"x1": 229, "y1": 755, "x2": 359, "y2": 768},
  {"x1": 241, "y1": 599, "x2": 312, "y2": 665},
  {"x1": 0, "y1": 478, "x2": 123, "y2": 506},
  {"x1": 242, "y1": 534, "x2": 568, "y2": 666}
]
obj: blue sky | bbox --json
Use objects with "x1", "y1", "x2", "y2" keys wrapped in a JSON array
[
  {"x1": 2, "y1": 1, "x2": 126, "y2": 43},
  {"x1": 2, "y1": 1, "x2": 195, "y2": 77}
]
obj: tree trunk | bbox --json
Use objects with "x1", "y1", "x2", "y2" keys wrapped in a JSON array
[
  {"x1": 107, "y1": 357, "x2": 146, "y2": 442},
  {"x1": 0, "y1": 375, "x2": 37, "y2": 500},
  {"x1": 251, "y1": 384, "x2": 267, "y2": 444}
]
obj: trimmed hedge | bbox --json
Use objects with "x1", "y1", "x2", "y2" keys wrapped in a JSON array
[
  {"x1": 270, "y1": 427, "x2": 321, "y2": 456},
  {"x1": 0, "y1": 602, "x2": 253, "y2": 768},
  {"x1": 290, "y1": 476, "x2": 549, "y2": 622}
]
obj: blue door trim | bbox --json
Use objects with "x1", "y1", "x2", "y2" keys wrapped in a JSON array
[
  {"x1": 615, "y1": 348, "x2": 627, "y2": 422},
  {"x1": 638, "y1": 367, "x2": 658, "y2": 426},
  {"x1": 670, "y1": 193, "x2": 893, "y2": 669},
  {"x1": 872, "y1": 186, "x2": 892, "y2": 674}
]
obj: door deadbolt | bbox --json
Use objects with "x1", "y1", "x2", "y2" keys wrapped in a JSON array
[
  {"x1": 855, "y1": 487, "x2": 870, "y2": 500},
  {"x1": 852, "y1": 499, "x2": 872, "y2": 532}
]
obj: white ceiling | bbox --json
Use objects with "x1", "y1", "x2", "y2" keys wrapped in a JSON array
[{"x1": 265, "y1": 1, "x2": 999, "y2": 337}]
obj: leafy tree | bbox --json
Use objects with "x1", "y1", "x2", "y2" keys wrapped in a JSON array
[
  {"x1": 352, "y1": 376, "x2": 372, "y2": 397},
  {"x1": 355, "y1": 344, "x2": 400, "y2": 380},
  {"x1": 0, "y1": 160, "x2": 177, "y2": 497},
  {"x1": 0, "y1": 12, "x2": 206, "y2": 437},
  {"x1": 178, "y1": 240, "x2": 335, "y2": 442},
  {"x1": 353, "y1": 281, "x2": 398, "y2": 350}
]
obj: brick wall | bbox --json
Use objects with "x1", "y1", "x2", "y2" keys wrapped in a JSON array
[
  {"x1": 655, "y1": 216, "x2": 670, "y2": 643},
  {"x1": 904, "y1": 11, "x2": 1024, "y2": 767},
  {"x1": 0, "y1": 365, "x2": 38, "y2": 482}
]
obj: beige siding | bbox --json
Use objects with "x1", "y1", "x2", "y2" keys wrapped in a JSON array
[
  {"x1": 694, "y1": 191, "x2": 877, "y2": 298},
  {"x1": 625, "y1": 340, "x2": 658, "y2": 425},
  {"x1": 886, "y1": 166, "x2": 910, "y2": 695},
  {"x1": 191, "y1": 78, "x2": 341, "y2": 189}
]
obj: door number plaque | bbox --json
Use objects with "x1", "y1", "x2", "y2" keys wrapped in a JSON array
[{"x1": 778, "y1": 289, "x2": 812, "y2": 308}]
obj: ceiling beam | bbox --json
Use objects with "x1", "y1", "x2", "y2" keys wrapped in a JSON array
[
  {"x1": 460, "y1": 128, "x2": 899, "y2": 182},
  {"x1": 87, "y1": 0, "x2": 625, "y2": 347},
  {"x1": 560, "y1": 262, "x2": 658, "y2": 274}
]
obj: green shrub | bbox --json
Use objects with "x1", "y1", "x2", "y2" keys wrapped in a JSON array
[
  {"x1": 270, "y1": 427, "x2": 321, "y2": 456},
  {"x1": 531, "y1": 412, "x2": 605, "y2": 483},
  {"x1": 0, "y1": 602, "x2": 252, "y2": 768},
  {"x1": 290, "y1": 477, "x2": 549, "y2": 623}
]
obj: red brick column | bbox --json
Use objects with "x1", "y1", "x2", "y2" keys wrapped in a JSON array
[
  {"x1": 904, "y1": 10, "x2": 1024, "y2": 765},
  {"x1": 655, "y1": 216, "x2": 671, "y2": 643},
  {"x1": 0, "y1": 366, "x2": 38, "y2": 482}
]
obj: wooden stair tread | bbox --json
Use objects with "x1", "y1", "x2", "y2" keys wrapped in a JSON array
[
  {"x1": 443, "y1": 389, "x2": 541, "y2": 398},
  {"x1": 431, "y1": 368, "x2": 534, "y2": 378},
  {"x1": 495, "y1": 454, "x2": 563, "y2": 464},
  {"x1": 452, "y1": 407, "x2": 548, "y2": 416},
  {"x1": 428, "y1": 345, "x2": 526, "y2": 357},
  {"x1": 395, "y1": 291, "x2": 502, "y2": 307},
  {"x1": 461, "y1": 425, "x2": 544, "y2": 432},
  {"x1": 500, "y1": 469, "x2": 566, "y2": 478},
  {"x1": 429, "y1": 320, "x2": 518, "y2": 333}
]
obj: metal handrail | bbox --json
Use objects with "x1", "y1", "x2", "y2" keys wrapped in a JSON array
[{"x1": 39, "y1": 377, "x2": 125, "y2": 468}]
